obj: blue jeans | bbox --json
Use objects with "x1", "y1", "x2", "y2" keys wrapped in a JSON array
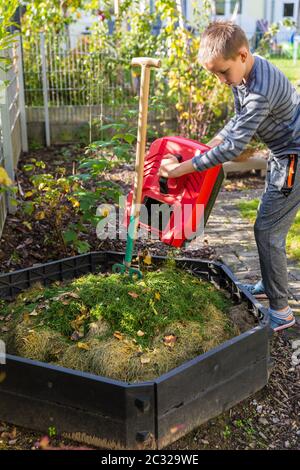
[{"x1": 254, "y1": 154, "x2": 300, "y2": 310}]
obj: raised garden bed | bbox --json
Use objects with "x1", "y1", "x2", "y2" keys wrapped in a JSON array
[{"x1": 0, "y1": 251, "x2": 271, "y2": 449}]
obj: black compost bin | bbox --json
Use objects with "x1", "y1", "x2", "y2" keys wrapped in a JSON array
[{"x1": 0, "y1": 251, "x2": 271, "y2": 449}]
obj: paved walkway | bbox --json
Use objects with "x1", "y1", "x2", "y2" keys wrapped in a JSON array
[{"x1": 188, "y1": 186, "x2": 300, "y2": 337}]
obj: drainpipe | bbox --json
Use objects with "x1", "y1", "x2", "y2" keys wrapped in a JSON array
[
  {"x1": 271, "y1": 0, "x2": 275, "y2": 23},
  {"x1": 264, "y1": 0, "x2": 268, "y2": 23}
]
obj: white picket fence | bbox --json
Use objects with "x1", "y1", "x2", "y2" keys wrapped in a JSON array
[{"x1": 0, "y1": 35, "x2": 28, "y2": 237}]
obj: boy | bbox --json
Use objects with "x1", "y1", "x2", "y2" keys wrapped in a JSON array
[{"x1": 159, "y1": 21, "x2": 300, "y2": 331}]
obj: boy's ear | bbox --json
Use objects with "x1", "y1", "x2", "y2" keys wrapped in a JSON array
[{"x1": 239, "y1": 47, "x2": 248, "y2": 63}]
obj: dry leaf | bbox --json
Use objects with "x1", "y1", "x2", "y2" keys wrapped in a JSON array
[
  {"x1": 1, "y1": 326, "x2": 9, "y2": 333},
  {"x1": 155, "y1": 292, "x2": 161, "y2": 300},
  {"x1": 0, "y1": 316, "x2": 4, "y2": 321},
  {"x1": 70, "y1": 331, "x2": 80, "y2": 341},
  {"x1": 35, "y1": 211, "x2": 46, "y2": 220},
  {"x1": 140, "y1": 356, "x2": 150, "y2": 364},
  {"x1": 29, "y1": 309, "x2": 39, "y2": 316},
  {"x1": 137, "y1": 330, "x2": 145, "y2": 337},
  {"x1": 53, "y1": 291, "x2": 80, "y2": 302},
  {"x1": 163, "y1": 335, "x2": 177, "y2": 347},
  {"x1": 38, "y1": 436, "x2": 50, "y2": 450},
  {"x1": 143, "y1": 254, "x2": 152, "y2": 265},
  {"x1": 128, "y1": 291, "x2": 139, "y2": 299},
  {"x1": 0, "y1": 372, "x2": 6, "y2": 383},
  {"x1": 23, "y1": 313, "x2": 30, "y2": 323},
  {"x1": 9, "y1": 427, "x2": 17, "y2": 440},
  {"x1": 113, "y1": 331, "x2": 123, "y2": 340},
  {"x1": 77, "y1": 342, "x2": 90, "y2": 351}
]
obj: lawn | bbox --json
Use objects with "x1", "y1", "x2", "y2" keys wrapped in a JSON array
[
  {"x1": 269, "y1": 57, "x2": 300, "y2": 85},
  {"x1": 239, "y1": 199, "x2": 300, "y2": 263}
]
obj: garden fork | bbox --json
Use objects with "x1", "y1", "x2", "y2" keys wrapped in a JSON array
[{"x1": 112, "y1": 57, "x2": 161, "y2": 280}]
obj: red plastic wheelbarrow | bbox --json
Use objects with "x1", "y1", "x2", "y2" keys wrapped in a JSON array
[{"x1": 125, "y1": 135, "x2": 224, "y2": 248}]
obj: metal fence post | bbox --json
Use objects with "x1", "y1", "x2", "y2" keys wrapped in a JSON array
[
  {"x1": 293, "y1": 35, "x2": 300, "y2": 65},
  {"x1": 40, "y1": 32, "x2": 51, "y2": 147},
  {"x1": 0, "y1": 71, "x2": 15, "y2": 214},
  {"x1": 16, "y1": 35, "x2": 28, "y2": 153}
]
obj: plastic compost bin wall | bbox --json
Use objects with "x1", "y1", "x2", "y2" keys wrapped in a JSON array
[{"x1": 0, "y1": 251, "x2": 270, "y2": 449}]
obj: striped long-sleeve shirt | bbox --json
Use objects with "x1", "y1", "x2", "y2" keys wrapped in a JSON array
[{"x1": 192, "y1": 55, "x2": 300, "y2": 171}]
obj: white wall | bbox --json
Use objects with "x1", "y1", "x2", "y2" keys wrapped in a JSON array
[{"x1": 265, "y1": 0, "x2": 299, "y2": 42}]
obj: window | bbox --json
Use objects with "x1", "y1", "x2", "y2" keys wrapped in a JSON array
[
  {"x1": 215, "y1": 0, "x2": 225, "y2": 16},
  {"x1": 230, "y1": 0, "x2": 242, "y2": 15},
  {"x1": 283, "y1": 3, "x2": 295, "y2": 17},
  {"x1": 215, "y1": 0, "x2": 242, "y2": 16}
]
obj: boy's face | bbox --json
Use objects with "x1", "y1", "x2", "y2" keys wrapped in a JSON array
[{"x1": 203, "y1": 48, "x2": 248, "y2": 87}]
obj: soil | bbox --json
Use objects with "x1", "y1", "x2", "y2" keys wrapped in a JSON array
[{"x1": 0, "y1": 144, "x2": 299, "y2": 450}]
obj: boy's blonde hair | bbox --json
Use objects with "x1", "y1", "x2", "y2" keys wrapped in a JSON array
[{"x1": 198, "y1": 21, "x2": 249, "y2": 63}]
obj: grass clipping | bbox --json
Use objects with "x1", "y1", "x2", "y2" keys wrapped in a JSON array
[{"x1": 1, "y1": 264, "x2": 244, "y2": 382}]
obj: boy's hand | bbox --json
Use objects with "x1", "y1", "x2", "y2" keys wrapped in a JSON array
[
  {"x1": 159, "y1": 154, "x2": 196, "y2": 178},
  {"x1": 159, "y1": 154, "x2": 182, "y2": 178},
  {"x1": 207, "y1": 136, "x2": 223, "y2": 148}
]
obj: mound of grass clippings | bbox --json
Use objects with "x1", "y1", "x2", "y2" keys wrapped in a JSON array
[{"x1": 0, "y1": 262, "x2": 254, "y2": 382}]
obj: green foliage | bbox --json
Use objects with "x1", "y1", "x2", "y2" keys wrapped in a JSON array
[
  {"x1": 20, "y1": 154, "x2": 122, "y2": 255},
  {"x1": 21, "y1": 0, "x2": 233, "y2": 140},
  {"x1": 0, "y1": 1, "x2": 19, "y2": 72},
  {"x1": 256, "y1": 18, "x2": 296, "y2": 58}
]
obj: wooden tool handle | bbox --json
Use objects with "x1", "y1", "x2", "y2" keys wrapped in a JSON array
[{"x1": 131, "y1": 57, "x2": 161, "y2": 68}]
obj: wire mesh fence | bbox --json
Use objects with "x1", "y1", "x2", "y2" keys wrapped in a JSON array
[
  {"x1": 23, "y1": 31, "x2": 156, "y2": 108},
  {"x1": 22, "y1": 29, "x2": 300, "y2": 106},
  {"x1": 21, "y1": 28, "x2": 300, "y2": 146}
]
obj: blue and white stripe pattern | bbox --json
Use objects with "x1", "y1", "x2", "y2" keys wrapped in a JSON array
[{"x1": 192, "y1": 55, "x2": 300, "y2": 171}]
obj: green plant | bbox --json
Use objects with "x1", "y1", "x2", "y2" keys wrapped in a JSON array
[
  {"x1": 20, "y1": 0, "x2": 233, "y2": 140},
  {"x1": 48, "y1": 426, "x2": 56, "y2": 438},
  {"x1": 0, "y1": 1, "x2": 19, "y2": 73},
  {"x1": 20, "y1": 156, "x2": 122, "y2": 255},
  {"x1": 222, "y1": 425, "x2": 232, "y2": 439},
  {"x1": 256, "y1": 18, "x2": 296, "y2": 58}
]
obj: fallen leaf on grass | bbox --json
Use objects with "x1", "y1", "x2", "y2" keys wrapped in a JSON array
[
  {"x1": 137, "y1": 330, "x2": 145, "y2": 337},
  {"x1": 114, "y1": 331, "x2": 123, "y2": 340},
  {"x1": 128, "y1": 291, "x2": 139, "y2": 299},
  {"x1": 163, "y1": 335, "x2": 177, "y2": 347},
  {"x1": 70, "y1": 331, "x2": 81, "y2": 341},
  {"x1": 29, "y1": 309, "x2": 39, "y2": 316},
  {"x1": 143, "y1": 254, "x2": 152, "y2": 265},
  {"x1": 53, "y1": 291, "x2": 80, "y2": 303},
  {"x1": 140, "y1": 356, "x2": 151, "y2": 364},
  {"x1": 77, "y1": 342, "x2": 90, "y2": 351}
]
